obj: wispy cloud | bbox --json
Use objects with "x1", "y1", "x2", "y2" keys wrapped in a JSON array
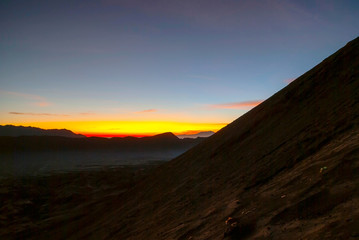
[
  {"x1": 9, "y1": 112, "x2": 70, "y2": 117},
  {"x1": 34, "y1": 102, "x2": 51, "y2": 107},
  {"x1": 0, "y1": 90, "x2": 51, "y2": 107},
  {"x1": 284, "y1": 78, "x2": 296, "y2": 84},
  {"x1": 135, "y1": 109, "x2": 157, "y2": 113},
  {"x1": 209, "y1": 100, "x2": 263, "y2": 109},
  {"x1": 79, "y1": 112, "x2": 96, "y2": 116}
]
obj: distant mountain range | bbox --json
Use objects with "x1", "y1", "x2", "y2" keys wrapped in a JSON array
[
  {"x1": 0, "y1": 129, "x2": 208, "y2": 175},
  {"x1": 0, "y1": 130, "x2": 206, "y2": 153},
  {"x1": 0, "y1": 125, "x2": 215, "y2": 140},
  {"x1": 176, "y1": 131, "x2": 215, "y2": 139},
  {"x1": 0, "y1": 125, "x2": 86, "y2": 138}
]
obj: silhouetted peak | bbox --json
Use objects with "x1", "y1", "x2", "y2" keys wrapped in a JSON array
[
  {"x1": 150, "y1": 132, "x2": 179, "y2": 141},
  {"x1": 0, "y1": 125, "x2": 86, "y2": 138}
]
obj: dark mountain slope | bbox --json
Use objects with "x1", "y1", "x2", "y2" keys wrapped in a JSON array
[
  {"x1": 15, "y1": 37, "x2": 359, "y2": 239},
  {"x1": 107, "y1": 37, "x2": 359, "y2": 240}
]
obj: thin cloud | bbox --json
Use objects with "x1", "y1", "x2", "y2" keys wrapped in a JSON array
[
  {"x1": 33, "y1": 101, "x2": 51, "y2": 107},
  {"x1": 9, "y1": 112, "x2": 70, "y2": 117},
  {"x1": 0, "y1": 90, "x2": 52, "y2": 107},
  {"x1": 209, "y1": 100, "x2": 263, "y2": 109},
  {"x1": 284, "y1": 78, "x2": 296, "y2": 84},
  {"x1": 135, "y1": 109, "x2": 157, "y2": 113},
  {"x1": 79, "y1": 112, "x2": 96, "y2": 116}
]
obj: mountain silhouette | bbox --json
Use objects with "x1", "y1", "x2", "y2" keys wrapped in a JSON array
[
  {"x1": 5, "y1": 37, "x2": 359, "y2": 239},
  {"x1": 0, "y1": 131, "x2": 205, "y2": 176},
  {"x1": 0, "y1": 131, "x2": 203, "y2": 153},
  {"x1": 142, "y1": 132, "x2": 179, "y2": 141},
  {"x1": 0, "y1": 125, "x2": 85, "y2": 138}
]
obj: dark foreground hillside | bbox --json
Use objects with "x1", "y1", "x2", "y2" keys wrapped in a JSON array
[
  {"x1": 0, "y1": 164, "x2": 163, "y2": 238},
  {"x1": 2, "y1": 37, "x2": 359, "y2": 239}
]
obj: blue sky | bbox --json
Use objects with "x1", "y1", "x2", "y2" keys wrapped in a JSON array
[{"x1": 1, "y1": 0, "x2": 358, "y2": 135}]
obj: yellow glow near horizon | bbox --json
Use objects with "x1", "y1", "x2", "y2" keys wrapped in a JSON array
[{"x1": 13, "y1": 121, "x2": 228, "y2": 137}]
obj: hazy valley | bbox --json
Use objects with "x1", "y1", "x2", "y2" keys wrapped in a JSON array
[{"x1": 0, "y1": 130, "x2": 205, "y2": 176}]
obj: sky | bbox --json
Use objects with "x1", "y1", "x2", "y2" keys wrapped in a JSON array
[{"x1": 1, "y1": 0, "x2": 359, "y2": 137}]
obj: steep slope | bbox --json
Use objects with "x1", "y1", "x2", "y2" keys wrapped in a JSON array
[{"x1": 17, "y1": 37, "x2": 359, "y2": 239}]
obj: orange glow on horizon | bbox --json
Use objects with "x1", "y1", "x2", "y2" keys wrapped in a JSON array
[
  {"x1": 11, "y1": 121, "x2": 228, "y2": 137},
  {"x1": 81, "y1": 133, "x2": 151, "y2": 138}
]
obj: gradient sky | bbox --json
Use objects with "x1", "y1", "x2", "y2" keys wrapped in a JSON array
[{"x1": 1, "y1": 0, "x2": 359, "y2": 136}]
